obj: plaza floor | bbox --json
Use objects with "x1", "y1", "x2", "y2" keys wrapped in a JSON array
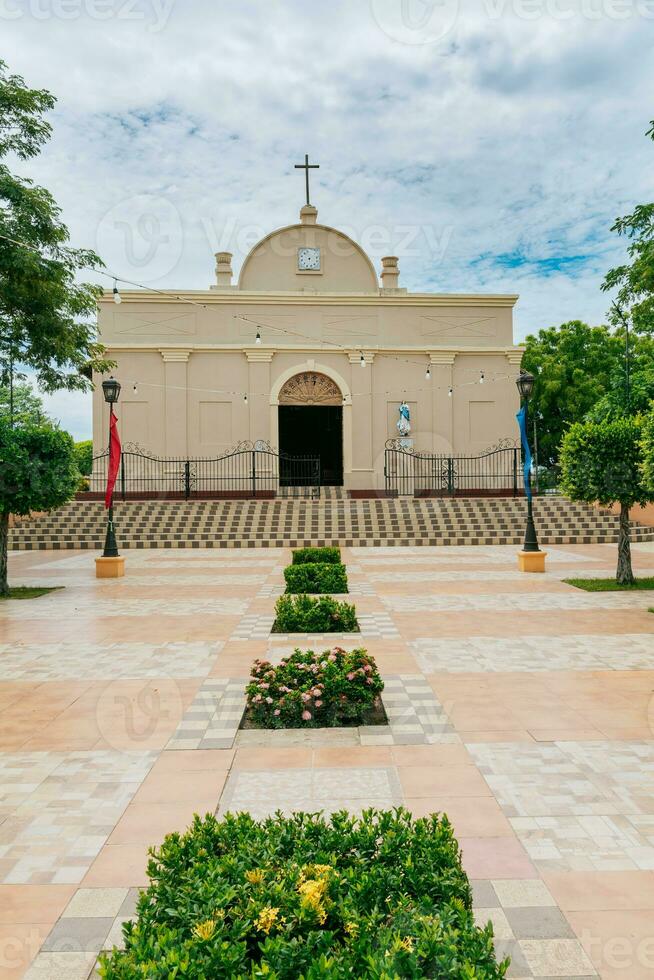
[{"x1": 1, "y1": 542, "x2": 654, "y2": 978}]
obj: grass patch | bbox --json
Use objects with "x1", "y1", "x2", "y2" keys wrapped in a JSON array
[
  {"x1": 563, "y1": 577, "x2": 654, "y2": 592},
  {"x1": 0, "y1": 586, "x2": 63, "y2": 600},
  {"x1": 98, "y1": 809, "x2": 508, "y2": 979},
  {"x1": 243, "y1": 646, "x2": 384, "y2": 729}
]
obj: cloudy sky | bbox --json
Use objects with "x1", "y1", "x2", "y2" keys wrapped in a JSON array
[{"x1": 6, "y1": 0, "x2": 654, "y2": 438}]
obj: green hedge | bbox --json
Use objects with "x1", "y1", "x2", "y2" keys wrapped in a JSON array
[
  {"x1": 273, "y1": 594, "x2": 359, "y2": 633},
  {"x1": 99, "y1": 809, "x2": 508, "y2": 979},
  {"x1": 292, "y1": 546, "x2": 341, "y2": 565},
  {"x1": 284, "y1": 562, "x2": 349, "y2": 595},
  {"x1": 245, "y1": 646, "x2": 383, "y2": 728}
]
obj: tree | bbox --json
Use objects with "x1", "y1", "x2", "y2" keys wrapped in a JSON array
[
  {"x1": 74, "y1": 439, "x2": 93, "y2": 477},
  {"x1": 560, "y1": 417, "x2": 649, "y2": 584},
  {"x1": 0, "y1": 416, "x2": 79, "y2": 595},
  {"x1": 522, "y1": 321, "x2": 624, "y2": 467},
  {"x1": 602, "y1": 121, "x2": 654, "y2": 337},
  {"x1": 0, "y1": 59, "x2": 112, "y2": 390},
  {"x1": 0, "y1": 381, "x2": 47, "y2": 425}
]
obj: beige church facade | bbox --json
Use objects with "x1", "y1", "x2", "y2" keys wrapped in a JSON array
[{"x1": 94, "y1": 202, "x2": 524, "y2": 491}]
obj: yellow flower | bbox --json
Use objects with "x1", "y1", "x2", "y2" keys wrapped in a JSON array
[
  {"x1": 192, "y1": 918, "x2": 216, "y2": 941},
  {"x1": 344, "y1": 921, "x2": 359, "y2": 937},
  {"x1": 256, "y1": 906, "x2": 281, "y2": 935},
  {"x1": 311, "y1": 864, "x2": 333, "y2": 877},
  {"x1": 245, "y1": 869, "x2": 265, "y2": 885},
  {"x1": 399, "y1": 937, "x2": 414, "y2": 953},
  {"x1": 298, "y1": 878, "x2": 328, "y2": 924}
]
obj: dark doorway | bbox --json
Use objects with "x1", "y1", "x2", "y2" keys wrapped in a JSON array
[{"x1": 278, "y1": 406, "x2": 343, "y2": 486}]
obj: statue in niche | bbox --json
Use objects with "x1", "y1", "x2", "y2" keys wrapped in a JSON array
[{"x1": 397, "y1": 401, "x2": 411, "y2": 438}]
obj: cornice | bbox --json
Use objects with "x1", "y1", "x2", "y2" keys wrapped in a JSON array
[
  {"x1": 107, "y1": 343, "x2": 524, "y2": 357},
  {"x1": 99, "y1": 290, "x2": 519, "y2": 309}
]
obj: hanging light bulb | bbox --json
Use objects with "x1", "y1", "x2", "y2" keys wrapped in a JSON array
[
  {"x1": 243, "y1": 393, "x2": 248, "y2": 403},
  {"x1": 132, "y1": 383, "x2": 138, "y2": 395},
  {"x1": 255, "y1": 330, "x2": 261, "y2": 345},
  {"x1": 448, "y1": 386, "x2": 453, "y2": 398},
  {"x1": 425, "y1": 364, "x2": 431, "y2": 381},
  {"x1": 112, "y1": 279, "x2": 121, "y2": 305},
  {"x1": 479, "y1": 371, "x2": 485, "y2": 384},
  {"x1": 360, "y1": 352, "x2": 366, "y2": 368}
]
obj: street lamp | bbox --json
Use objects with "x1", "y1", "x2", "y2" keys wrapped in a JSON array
[
  {"x1": 516, "y1": 370, "x2": 540, "y2": 553},
  {"x1": 101, "y1": 376, "x2": 121, "y2": 558}
]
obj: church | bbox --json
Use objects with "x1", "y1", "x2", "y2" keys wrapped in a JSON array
[{"x1": 93, "y1": 162, "x2": 524, "y2": 492}]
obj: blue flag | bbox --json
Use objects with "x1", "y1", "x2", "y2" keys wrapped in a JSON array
[{"x1": 516, "y1": 406, "x2": 532, "y2": 501}]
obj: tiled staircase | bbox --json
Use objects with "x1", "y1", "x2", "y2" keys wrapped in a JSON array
[{"x1": 9, "y1": 496, "x2": 653, "y2": 549}]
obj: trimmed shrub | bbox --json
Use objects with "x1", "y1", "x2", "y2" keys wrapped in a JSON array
[
  {"x1": 284, "y1": 562, "x2": 348, "y2": 594},
  {"x1": 273, "y1": 594, "x2": 358, "y2": 633},
  {"x1": 245, "y1": 646, "x2": 383, "y2": 728},
  {"x1": 292, "y1": 546, "x2": 341, "y2": 565},
  {"x1": 98, "y1": 808, "x2": 508, "y2": 979}
]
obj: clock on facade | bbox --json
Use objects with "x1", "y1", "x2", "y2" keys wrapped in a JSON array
[{"x1": 297, "y1": 247, "x2": 321, "y2": 271}]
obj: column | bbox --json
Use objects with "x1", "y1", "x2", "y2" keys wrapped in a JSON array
[
  {"x1": 430, "y1": 352, "x2": 456, "y2": 454},
  {"x1": 160, "y1": 349, "x2": 190, "y2": 457},
  {"x1": 245, "y1": 349, "x2": 274, "y2": 443},
  {"x1": 348, "y1": 351, "x2": 375, "y2": 489}
]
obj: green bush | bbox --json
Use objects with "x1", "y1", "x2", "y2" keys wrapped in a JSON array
[
  {"x1": 292, "y1": 546, "x2": 341, "y2": 565},
  {"x1": 74, "y1": 439, "x2": 94, "y2": 476},
  {"x1": 245, "y1": 646, "x2": 383, "y2": 728},
  {"x1": 98, "y1": 808, "x2": 508, "y2": 979},
  {"x1": 284, "y1": 562, "x2": 348, "y2": 594},
  {"x1": 273, "y1": 594, "x2": 359, "y2": 633}
]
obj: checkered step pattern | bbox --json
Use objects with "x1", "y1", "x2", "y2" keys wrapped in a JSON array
[
  {"x1": 166, "y1": 678, "x2": 247, "y2": 750},
  {"x1": 381, "y1": 675, "x2": 460, "y2": 745},
  {"x1": 10, "y1": 497, "x2": 653, "y2": 549}
]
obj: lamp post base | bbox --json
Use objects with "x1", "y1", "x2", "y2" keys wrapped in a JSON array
[
  {"x1": 95, "y1": 556, "x2": 126, "y2": 579},
  {"x1": 517, "y1": 550, "x2": 547, "y2": 573}
]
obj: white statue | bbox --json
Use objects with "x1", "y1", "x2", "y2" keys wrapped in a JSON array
[{"x1": 397, "y1": 401, "x2": 411, "y2": 437}]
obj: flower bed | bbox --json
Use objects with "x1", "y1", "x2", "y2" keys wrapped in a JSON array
[
  {"x1": 292, "y1": 546, "x2": 341, "y2": 565},
  {"x1": 244, "y1": 647, "x2": 384, "y2": 728},
  {"x1": 272, "y1": 594, "x2": 359, "y2": 633},
  {"x1": 283, "y1": 561, "x2": 349, "y2": 595},
  {"x1": 98, "y1": 809, "x2": 507, "y2": 979}
]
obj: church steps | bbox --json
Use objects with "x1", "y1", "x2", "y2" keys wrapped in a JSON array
[{"x1": 9, "y1": 498, "x2": 652, "y2": 549}]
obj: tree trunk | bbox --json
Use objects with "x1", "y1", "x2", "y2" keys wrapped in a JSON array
[
  {"x1": 0, "y1": 512, "x2": 9, "y2": 597},
  {"x1": 616, "y1": 502, "x2": 634, "y2": 586}
]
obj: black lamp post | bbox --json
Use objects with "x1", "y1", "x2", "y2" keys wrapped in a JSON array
[
  {"x1": 101, "y1": 376, "x2": 121, "y2": 558},
  {"x1": 516, "y1": 369, "x2": 540, "y2": 553}
]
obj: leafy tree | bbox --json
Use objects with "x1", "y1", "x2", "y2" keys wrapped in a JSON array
[
  {"x1": 0, "y1": 59, "x2": 112, "y2": 391},
  {"x1": 602, "y1": 120, "x2": 654, "y2": 337},
  {"x1": 560, "y1": 417, "x2": 650, "y2": 584},
  {"x1": 0, "y1": 416, "x2": 79, "y2": 595},
  {"x1": 0, "y1": 381, "x2": 47, "y2": 425},
  {"x1": 522, "y1": 321, "x2": 624, "y2": 467},
  {"x1": 74, "y1": 439, "x2": 94, "y2": 477}
]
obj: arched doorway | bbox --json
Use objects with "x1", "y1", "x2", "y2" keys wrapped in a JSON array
[{"x1": 278, "y1": 372, "x2": 343, "y2": 486}]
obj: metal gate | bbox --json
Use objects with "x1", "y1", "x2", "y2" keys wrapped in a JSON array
[
  {"x1": 88, "y1": 441, "x2": 320, "y2": 500},
  {"x1": 384, "y1": 440, "x2": 524, "y2": 497}
]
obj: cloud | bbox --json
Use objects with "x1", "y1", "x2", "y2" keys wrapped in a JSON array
[{"x1": 4, "y1": 0, "x2": 653, "y2": 437}]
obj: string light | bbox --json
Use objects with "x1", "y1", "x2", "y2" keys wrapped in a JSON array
[
  {"x1": 448, "y1": 387, "x2": 453, "y2": 397},
  {"x1": 425, "y1": 364, "x2": 431, "y2": 381},
  {"x1": 479, "y1": 371, "x2": 485, "y2": 384},
  {"x1": 360, "y1": 352, "x2": 366, "y2": 368},
  {"x1": 112, "y1": 280, "x2": 121, "y2": 305},
  {"x1": 255, "y1": 330, "x2": 261, "y2": 345},
  {"x1": 243, "y1": 393, "x2": 248, "y2": 403},
  {"x1": 132, "y1": 383, "x2": 138, "y2": 395}
]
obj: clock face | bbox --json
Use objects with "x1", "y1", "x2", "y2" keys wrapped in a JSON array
[{"x1": 298, "y1": 247, "x2": 321, "y2": 271}]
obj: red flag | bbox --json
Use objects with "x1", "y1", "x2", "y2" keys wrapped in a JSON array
[{"x1": 104, "y1": 409, "x2": 122, "y2": 508}]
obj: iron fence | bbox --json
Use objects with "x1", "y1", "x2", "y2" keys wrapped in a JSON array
[
  {"x1": 88, "y1": 442, "x2": 321, "y2": 500},
  {"x1": 384, "y1": 440, "x2": 526, "y2": 497}
]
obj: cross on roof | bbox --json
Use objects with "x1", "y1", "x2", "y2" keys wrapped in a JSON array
[{"x1": 294, "y1": 153, "x2": 319, "y2": 206}]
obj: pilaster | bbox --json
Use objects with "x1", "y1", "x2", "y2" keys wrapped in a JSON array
[
  {"x1": 160, "y1": 349, "x2": 190, "y2": 456},
  {"x1": 245, "y1": 349, "x2": 274, "y2": 442},
  {"x1": 347, "y1": 352, "x2": 375, "y2": 479},
  {"x1": 429, "y1": 351, "x2": 456, "y2": 454}
]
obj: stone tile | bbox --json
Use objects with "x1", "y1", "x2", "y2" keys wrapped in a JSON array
[
  {"x1": 474, "y1": 906, "x2": 515, "y2": 940},
  {"x1": 470, "y1": 879, "x2": 500, "y2": 908},
  {"x1": 62, "y1": 888, "x2": 128, "y2": 919},
  {"x1": 505, "y1": 906, "x2": 575, "y2": 940},
  {"x1": 42, "y1": 916, "x2": 113, "y2": 952},
  {"x1": 519, "y1": 938, "x2": 596, "y2": 977},
  {"x1": 23, "y1": 950, "x2": 98, "y2": 979},
  {"x1": 492, "y1": 880, "x2": 557, "y2": 909}
]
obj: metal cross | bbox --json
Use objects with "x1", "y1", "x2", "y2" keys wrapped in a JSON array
[{"x1": 294, "y1": 154, "x2": 319, "y2": 206}]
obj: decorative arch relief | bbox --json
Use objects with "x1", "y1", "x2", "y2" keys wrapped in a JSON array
[{"x1": 278, "y1": 372, "x2": 342, "y2": 406}]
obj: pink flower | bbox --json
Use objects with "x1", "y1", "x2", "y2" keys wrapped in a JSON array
[
  {"x1": 259, "y1": 683, "x2": 269, "y2": 689},
  {"x1": 315, "y1": 700, "x2": 323, "y2": 708},
  {"x1": 347, "y1": 672, "x2": 355, "y2": 681},
  {"x1": 366, "y1": 678, "x2": 373, "y2": 685},
  {"x1": 274, "y1": 709, "x2": 281, "y2": 716},
  {"x1": 301, "y1": 692, "x2": 311, "y2": 703},
  {"x1": 312, "y1": 687, "x2": 321, "y2": 697},
  {"x1": 364, "y1": 664, "x2": 372, "y2": 673},
  {"x1": 302, "y1": 710, "x2": 312, "y2": 721},
  {"x1": 328, "y1": 653, "x2": 337, "y2": 663},
  {"x1": 266, "y1": 697, "x2": 273, "y2": 704},
  {"x1": 280, "y1": 660, "x2": 287, "y2": 667}
]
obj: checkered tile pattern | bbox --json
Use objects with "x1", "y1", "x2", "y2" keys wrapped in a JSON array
[{"x1": 167, "y1": 678, "x2": 247, "y2": 750}]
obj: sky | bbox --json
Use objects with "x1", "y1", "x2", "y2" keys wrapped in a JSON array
[{"x1": 6, "y1": 0, "x2": 654, "y2": 439}]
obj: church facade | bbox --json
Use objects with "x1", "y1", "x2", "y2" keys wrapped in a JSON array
[{"x1": 94, "y1": 200, "x2": 524, "y2": 491}]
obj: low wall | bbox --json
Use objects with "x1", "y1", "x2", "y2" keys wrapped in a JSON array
[{"x1": 598, "y1": 502, "x2": 654, "y2": 528}]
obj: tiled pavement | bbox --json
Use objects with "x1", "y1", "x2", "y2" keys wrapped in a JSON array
[{"x1": 1, "y1": 544, "x2": 654, "y2": 977}]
